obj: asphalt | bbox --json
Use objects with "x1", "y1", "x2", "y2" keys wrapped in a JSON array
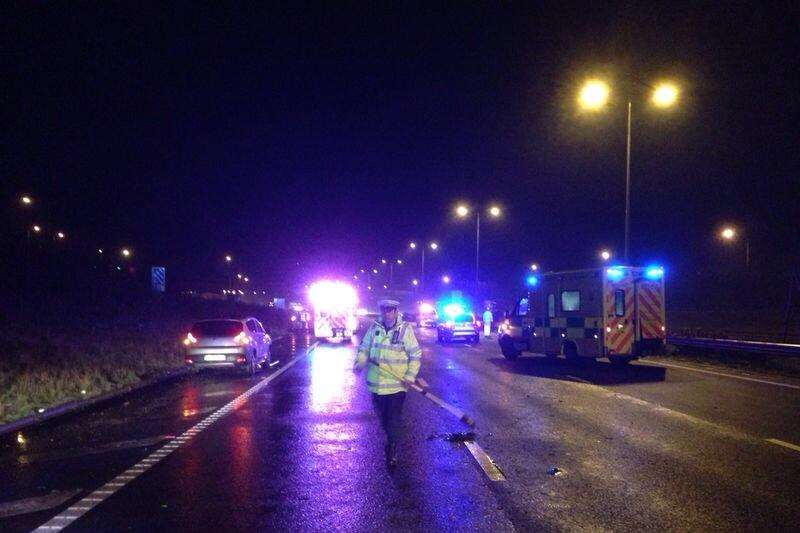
[{"x1": 1, "y1": 328, "x2": 799, "y2": 531}]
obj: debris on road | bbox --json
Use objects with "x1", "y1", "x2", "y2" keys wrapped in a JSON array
[{"x1": 547, "y1": 467, "x2": 564, "y2": 476}]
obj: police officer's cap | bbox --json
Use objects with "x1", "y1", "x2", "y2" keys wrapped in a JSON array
[{"x1": 378, "y1": 299, "x2": 400, "y2": 310}]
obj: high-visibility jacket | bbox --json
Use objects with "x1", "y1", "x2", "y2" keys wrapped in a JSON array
[{"x1": 355, "y1": 318, "x2": 422, "y2": 395}]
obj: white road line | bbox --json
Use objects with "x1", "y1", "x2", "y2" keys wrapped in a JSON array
[
  {"x1": 32, "y1": 342, "x2": 319, "y2": 533},
  {"x1": 766, "y1": 438, "x2": 800, "y2": 453},
  {"x1": 463, "y1": 441, "x2": 507, "y2": 482},
  {"x1": 637, "y1": 360, "x2": 800, "y2": 390},
  {"x1": 565, "y1": 375, "x2": 591, "y2": 384}
]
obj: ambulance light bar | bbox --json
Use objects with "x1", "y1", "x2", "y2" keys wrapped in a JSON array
[
  {"x1": 606, "y1": 267, "x2": 625, "y2": 281},
  {"x1": 645, "y1": 266, "x2": 664, "y2": 280}
]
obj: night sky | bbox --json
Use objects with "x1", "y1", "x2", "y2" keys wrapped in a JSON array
[{"x1": 3, "y1": 3, "x2": 798, "y2": 294}]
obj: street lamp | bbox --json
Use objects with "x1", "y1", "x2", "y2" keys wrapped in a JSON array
[
  {"x1": 577, "y1": 77, "x2": 680, "y2": 262},
  {"x1": 409, "y1": 240, "x2": 439, "y2": 292},
  {"x1": 600, "y1": 249, "x2": 612, "y2": 262},
  {"x1": 224, "y1": 254, "x2": 233, "y2": 263},
  {"x1": 31, "y1": 225, "x2": 42, "y2": 234},
  {"x1": 442, "y1": 275, "x2": 451, "y2": 284},
  {"x1": 455, "y1": 203, "x2": 502, "y2": 285},
  {"x1": 20, "y1": 195, "x2": 33, "y2": 206},
  {"x1": 120, "y1": 248, "x2": 132, "y2": 259},
  {"x1": 719, "y1": 226, "x2": 750, "y2": 267},
  {"x1": 55, "y1": 231, "x2": 66, "y2": 240},
  {"x1": 530, "y1": 263, "x2": 539, "y2": 271}
]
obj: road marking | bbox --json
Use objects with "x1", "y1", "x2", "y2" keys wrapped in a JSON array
[
  {"x1": 565, "y1": 375, "x2": 591, "y2": 384},
  {"x1": 766, "y1": 438, "x2": 800, "y2": 453},
  {"x1": 32, "y1": 342, "x2": 318, "y2": 532},
  {"x1": 463, "y1": 441, "x2": 506, "y2": 482},
  {"x1": 638, "y1": 360, "x2": 800, "y2": 390},
  {"x1": 0, "y1": 489, "x2": 82, "y2": 519}
]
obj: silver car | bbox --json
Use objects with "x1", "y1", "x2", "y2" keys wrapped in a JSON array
[{"x1": 183, "y1": 318, "x2": 272, "y2": 375}]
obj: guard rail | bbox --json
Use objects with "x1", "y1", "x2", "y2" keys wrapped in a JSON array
[{"x1": 666, "y1": 336, "x2": 800, "y2": 357}]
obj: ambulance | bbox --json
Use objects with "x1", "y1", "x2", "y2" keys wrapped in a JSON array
[
  {"x1": 308, "y1": 281, "x2": 358, "y2": 342},
  {"x1": 498, "y1": 266, "x2": 666, "y2": 365}
]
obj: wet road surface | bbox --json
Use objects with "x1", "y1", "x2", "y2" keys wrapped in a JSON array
[{"x1": 2, "y1": 329, "x2": 799, "y2": 531}]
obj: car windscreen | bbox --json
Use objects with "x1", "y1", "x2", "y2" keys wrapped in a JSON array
[
  {"x1": 191, "y1": 320, "x2": 243, "y2": 337},
  {"x1": 453, "y1": 314, "x2": 474, "y2": 323}
]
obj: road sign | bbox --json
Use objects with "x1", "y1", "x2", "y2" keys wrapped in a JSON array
[{"x1": 151, "y1": 267, "x2": 166, "y2": 293}]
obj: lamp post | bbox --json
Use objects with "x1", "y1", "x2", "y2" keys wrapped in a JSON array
[
  {"x1": 578, "y1": 78, "x2": 679, "y2": 263},
  {"x1": 410, "y1": 241, "x2": 438, "y2": 292},
  {"x1": 456, "y1": 203, "x2": 502, "y2": 285},
  {"x1": 719, "y1": 226, "x2": 750, "y2": 268}
]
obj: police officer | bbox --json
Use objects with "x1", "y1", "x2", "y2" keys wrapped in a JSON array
[{"x1": 354, "y1": 299, "x2": 422, "y2": 468}]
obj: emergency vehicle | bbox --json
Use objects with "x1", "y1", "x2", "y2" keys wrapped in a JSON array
[
  {"x1": 308, "y1": 281, "x2": 358, "y2": 342},
  {"x1": 498, "y1": 266, "x2": 666, "y2": 364}
]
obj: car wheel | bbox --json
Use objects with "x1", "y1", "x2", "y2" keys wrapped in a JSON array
[
  {"x1": 562, "y1": 341, "x2": 579, "y2": 360},
  {"x1": 500, "y1": 337, "x2": 519, "y2": 360}
]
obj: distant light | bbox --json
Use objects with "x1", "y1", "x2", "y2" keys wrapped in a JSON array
[
  {"x1": 367, "y1": 286, "x2": 372, "y2": 290},
  {"x1": 644, "y1": 266, "x2": 664, "y2": 280},
  {"x1": 17, "y1": 433, "x2": 26, "y2": 445},
  {"x1": 530, "y1": 263, "x2": 538, "y2": 271},
  {"x1": 606, "y1": 267, "x2": 625, "y2": 281},
  {"x1": 526, "y1": 275, "x2": 539, "y2": 287},
  {"x1": 409, "y1": 242, "x2": 417, "y2": 249},
  {"x1": 383, "y1": 284, "x2": 388, "y2": 289},
  {"x1": 396, "y1": 259, "x2": 402, "y2": 265},
  {"x1": 237, "y1": 273, "x2": 243, "y2": 279},
  {"x1": 411, "y1": 279, "x2": 419, "y2": 286},
  {"x1": 120, "y1": 248, "x2": 132, "y2": 258},
  {"x1": 720, "y1": 227, "x2": 736, "y2": 240},
  {"x1": 372, "y1": 268, "x2": 378, "y2": 274},
  {"x1": 381, "y1": 259, "x2": 387, "y2": 264},
  {"x1": 243, "y1": 277, "x2": 249, "y2": 282},
  {"x1": 360, "y1": 269, "x2": 365, "y2": 273},
  {"x1": 37, "y1": 408, "x2": 45, "y2": 413},
  {"x1": 116, "y1": 266, "x2": 122, "y2": 271},
  {"x1": 442, "y1": 275, "x2": 451, "y2": 284},
  {"x1": 488, "y1": 205, "x2": 501, "y2": 217},
  {"x1": 81, "y1": 389, "x2": 87, "y2": 395},
  {"x1": 20, "y1": 195, "x2": 33, "y2": 205},
  {"x1": 600, "y1": 250, "x2": 611, "y2": 261},
  {"x1": 31, "y1": 225, "x2": 42, "y2": 233},
  {"x1": 606, "y1": 326, "x2": 612, "y2": 332},
  {"x1": 444, "y1": 303, "x2": 464, "y2": 318},
  {"x1": 651, "y1": 82, "x2": 679, "y2": 108},
  {"x1": 56, "y1": 232, "x2": 65, "y2": 240},
  {"x1": 456, "y1": 204, "x2": 469, "y2": 217},
  {"x1": 97, "y1": 248, "x2": 103, "y2": 254},
  {"x1": 419, "y1": 302, "x2": 435, "y2": 314},
  {"x1": 224, "y1": 254, "x2": 233, "y2": 262},
  {"x1": 430, "y1": 242, "x2": 439, "y2": 251},
  {"x1": 578, "y1": 79, "x2": 610, "y2": 111},
  {"x1": 353, "y1": 275, "x2": 358, "y2": 280}
]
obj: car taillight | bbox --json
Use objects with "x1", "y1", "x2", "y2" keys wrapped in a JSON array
[
  {"x1": 233, "y1": 332, "x2": 250, "y2": 345},
  {"x1": 183, "y1": 332, "x2": 198, "y2": 346},
  {"x1": 184, "y1": 357, "x2": 194, "y2": 364},
  {"x1": 235, "y1": 355, "x2": 247, "y2": 363}
]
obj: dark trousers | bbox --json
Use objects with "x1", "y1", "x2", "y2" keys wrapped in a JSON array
[{"x1": 371, "y1": 392, "x2": 406, "y2": 445}]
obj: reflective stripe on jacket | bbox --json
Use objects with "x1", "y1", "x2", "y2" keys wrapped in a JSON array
[{"x1": 355, "y1": 318, "x2": 422, "y2": 395}]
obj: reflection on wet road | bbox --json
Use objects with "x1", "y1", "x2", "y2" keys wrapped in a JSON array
[{"x1": 2, "y1": 328, "x2": 800, "y2": 531}]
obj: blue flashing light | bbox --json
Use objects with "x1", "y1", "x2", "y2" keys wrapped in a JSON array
[
  {"x1": 606, "y1": 267, "x2": 625, "y2": 282},
  {"x1": 526, "y1": 275, "x2": 539, "y2": 287},
  {"x1": 644, "y1": 266, "x2": 664, "y2": 280},
  {"x1": 443, "y1": 303, "x2": 465, "y2": 318}
]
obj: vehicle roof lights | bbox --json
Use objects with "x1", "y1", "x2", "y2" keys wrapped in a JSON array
[
  {"x1": 308, "y1": 280, "x2": 358, "y2": 312},
  {"x1": 606, "y1": 267, "x2": 625, "y2": 281},
  {"x1": 443, "y1": 303, "x2": 465, "y2": 318},
  {"x1": 526, "y1": 275, "x2": 539, "y2": 287},
  {"x1": 644, "y1": 266, "x2": 665, "y2": 280}
]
